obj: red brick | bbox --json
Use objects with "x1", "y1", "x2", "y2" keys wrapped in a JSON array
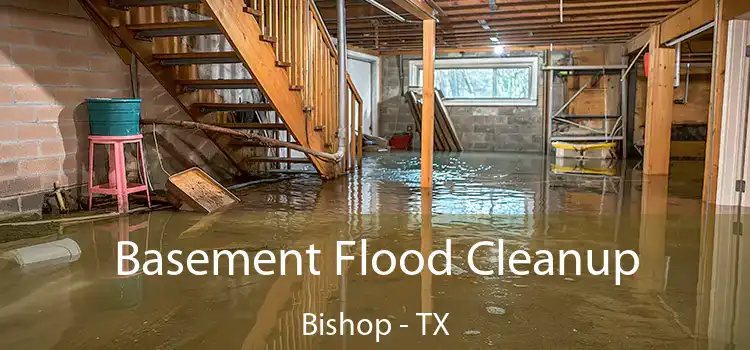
[
  {"x1": 0, "y1": 142, "x2": 39, "y2": 161},
  {"x1": 79, "y1": 71, "x2": 130, "y2": 90},
  {"x1": 58, "y1": 121, "x2": 89, "y2": 139},
  {"x1": 34, "y1": 31, "x2": 74, "y2": 51},
  {"x1": 0, "y1": 66, "x2": 35, "y2": 85},
  {"x1": 9, "y1": 8, "x2": 88, "y2": 36},
  {"x1": 0, "y1": 86, "x2": 12, "y2": 103},
  {"x1": 94, "y1": 89, "x2": 129, "y2": 99},
  {"x1": 52, "y1": 16, "x2": 89, "y2": 36},
  {"x1": 53, "y1": 87, "x2": 88, "y2": 105},
  {"x1": 19, "y1": 157, "x2": 62, "y2": 174},
  {"x1": 69, "y1": 1, "x2": 88, "y2": 19},
  {"x1": 34, "y1": 68, "x2": 73, "y2": 86},
  {"x1": 0, "y1": 27, "x2": 35, "y2": 46},
  {"x1": 71, "y1": 35, "x2": 112, "y2": 55},
  {"x1": 0, "y1": 106, "x2": 37, "y2": 123},
  {"x1": 0, "y1": 44, "x2": 11, "y2": 66},
  {"x1": 0, "y1": 176, "x2": 43, "y2": 196},
  {"x1": 56, "y1": 52, "x2": 89, "y2": 70},
  {"x1": 62, "y1": 153, "x2": 82, "y2": 172},
  {"x1": 0, "y1": 162, "x2": 18, "y2": 180},
  {"x1": 18, "y1": 124, "x2": 59, "y2": 140},
  {"x1": 39, "y1": 140, "x2": 66, "y2": 156},
  {"x1": 14, "y1": 86, "x2": 55, "y2": 103},
  {"x1": 11, "y1": 46, "x2": 57, "y2": 67},
  {"x1": 39, "y1": 172, "x2": 60, "y2": 189},
  {"x1": 0, "y1": 125, "x2": 18, "y2": 142},
  {"x1": 36, "y1": 105, "x2": 67, "y2": 122},
  {"x1": 0, "y1": 7, "x2": 9, "y2": 26},
  {"x1": 89, "y1": 56, "x2": 127, "y2": 72}
]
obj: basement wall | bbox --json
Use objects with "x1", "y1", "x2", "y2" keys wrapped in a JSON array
[
  {"x1": 0, "y1": 3, "x2": 239, "y2": 219},
  {"x1": 378, "y1": 45, "x2": 625, "y2": 152},
  {"x1": 379, "y1": 51, "x2": 545, "y2": 152},
  {"x1": 634, "y1": 64, "x2": 710, "y2": 159}
]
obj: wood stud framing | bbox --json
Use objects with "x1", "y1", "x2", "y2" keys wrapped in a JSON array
[{"x1": 315, "y1": 0, "x2": 692, "y2": 53}]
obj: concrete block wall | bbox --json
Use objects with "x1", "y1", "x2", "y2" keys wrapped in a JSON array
[
  {"x1": 378, "y1": 51, "x2": 546, "y2": 153},
  {"x1": 0, "y1": 3, "x2": 238, "y2": 218}
]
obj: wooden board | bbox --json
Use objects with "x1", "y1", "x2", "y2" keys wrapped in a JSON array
[
  {"x1": 166, "y1": 167, "x2": 240, "y2": 213},
  {"x1": 406, "y1": 90, "x2": 463, "y2": 152}
]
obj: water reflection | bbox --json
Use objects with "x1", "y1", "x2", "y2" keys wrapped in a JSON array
[{"x1": 0, "y1": 152, "x2": 744, "y2": 349}]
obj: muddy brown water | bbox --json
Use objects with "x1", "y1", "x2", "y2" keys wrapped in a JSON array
[{"x1": 0, "y1": 152, "x2": 746, "y2": 349}]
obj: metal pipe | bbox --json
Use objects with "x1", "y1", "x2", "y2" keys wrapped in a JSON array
[
  {"x1": 675, "y1": 42, "x2": 682, "y2": 87},
  {"x1": 684, "y1": 63, "x2": 691, "y2": 102},
  {"x1": 665, "y1": 21, "x2": 714, "y2": 47},
  {"x1": 361, "y1": 0, "x2": 408, "y2": 22},
  {"x1": 337, "y1": 0, "x2": 347, "y2": 164}
]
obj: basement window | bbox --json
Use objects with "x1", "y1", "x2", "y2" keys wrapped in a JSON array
[{"x1": 408, "y1": 57, "x2": 539, "y2": 106}]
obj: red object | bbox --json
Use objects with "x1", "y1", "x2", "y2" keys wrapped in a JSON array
[
  {"x1": 88, "y1": 134, "x2": 151, "y2": 213},
  {"x1": 388, "y1": 133, "x2": 413, "y2": 150},
  {"x1": 644, "y1": 52, "x2": 650, "y2": 78}
]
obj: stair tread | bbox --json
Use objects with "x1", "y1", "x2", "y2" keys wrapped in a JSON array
[
  {"x1": 111, "y1": 0, "x2": 201, "y2": 7},
  {"x1": 152, "y1": 51, "x2": 240, "y2": 65},
  {"x1": 249, "y1": 157, "x2": 311, "y2": 163},
  {"x1": 128, "y1": 20, "x2": 217, "y2": 31},
  {"x1": 153, "y1": 52, "x2": 237, "y2": 59},
  {"x1": 128, "y1": 20, "x2": 222, "y2": 38},
  {"x1": 212, "y1": 123, "x2": 286, "y2": 129},
  {"x1": 267, "y1": 169, "x2": 318, "y2": 175},
  {"x1": 177, "y1": 79, "x2": 258, "y2": 89},
  {"x1": 194, "y1": 103, "x2": 276, "y2": 112}
]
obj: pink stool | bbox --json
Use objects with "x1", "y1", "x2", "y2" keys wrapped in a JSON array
[{"x1": 88, "y1": 134, "x2": 151, "y2": 213}]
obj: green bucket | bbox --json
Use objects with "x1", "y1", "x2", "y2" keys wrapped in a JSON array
[{"x1": 86, "y1": 98, "x2": 142, "y2": 136}]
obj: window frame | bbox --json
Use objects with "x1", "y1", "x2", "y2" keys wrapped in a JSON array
[{"x1": 408, "y1": 56, "x2": 540, "y2": 107}]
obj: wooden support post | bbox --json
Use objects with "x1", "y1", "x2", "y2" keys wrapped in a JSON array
[
  {"x1": 637, "y1": 175, "x2": 669, "y2": 292},
  {"x1": 702, "y1": 3, "x2": 728, "y2": 204},
  {"x1": 643, "y1": 25, "x2": 676, "y2": 175},
  {"x1": 421, "y1": 19, "x2": 436, "y2": 189},
  {"x1": 420, "y1": 190, "x2": 433, "y2": 322}
]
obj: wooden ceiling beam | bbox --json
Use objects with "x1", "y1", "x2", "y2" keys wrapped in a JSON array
[
  {"x1": 352, "y1": 31, "x2": 633, "y2": 44},
  {"x1": 336, "y1": 17, "x2": 659, "y2": 34},
  {"x1": 367, "y1": 37, "x2": 627, "y2": 51},
  {"x1": 327, "y1": 13, "x2": 668, "y2": 30},
  {"x1": 377, "y1": 43, "x2": 605, "y2": 55},
  {"x1": 626, "y1": 0, "x2": 715, "y2": 53},
  {"x1": 432, "y1": 0, "x2": 679, "y2": 7},
  {"x1": 441, "y1": 1, "x2": 685, "y2": 16},
  {"x1": 346, "y1": 24, "x2": 648, "y2": 38},
  {"x1": 391, "y1": 0, "x2": 438, "y2": 20},
  {"x1": 353, "y1": 34, "x2": 630, "y2": 48},
  {"x1": 446, "y1": 5, "x2": 679, "y2": 22}
]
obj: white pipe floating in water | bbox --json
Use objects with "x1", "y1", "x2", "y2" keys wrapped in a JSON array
[{"x1": 4, "y1": 238, "x2": 81, "y2": 268}]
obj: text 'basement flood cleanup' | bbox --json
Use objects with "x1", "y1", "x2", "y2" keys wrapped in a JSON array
[{"x1": 117, "y1": 239, "x2": 640, "y2": 284}]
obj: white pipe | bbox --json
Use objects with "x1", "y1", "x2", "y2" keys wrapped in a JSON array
[
  {"x1": 674, "y1": 42, "x2": 682, "y2": 87},
  {"x1": 665, "y1": 22, "x2": 715, "y2": 47},
  {"x1": 4, "y1": 238, "x2": 81, "y2": 268},
  {"x1": 335, "y1": 0, "x2": 347, "y2": 165}
]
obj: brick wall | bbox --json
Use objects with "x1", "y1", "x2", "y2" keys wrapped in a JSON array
[{"x1": 0, "y1": 3, "x2": 239, "y2": 218}]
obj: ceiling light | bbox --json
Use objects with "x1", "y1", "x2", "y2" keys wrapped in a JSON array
[
  {"x1": 490, "y1": 37, "x2": 499, "y2": 42},
  {"x1": 478, "y1": 19, "x2": 491, "y2": 31},
  {"x1": 493, "y1": 45, "x2": 505, "y2": 55}
]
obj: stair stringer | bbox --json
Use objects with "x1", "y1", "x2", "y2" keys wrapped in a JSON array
[
  {"x1": 80, "y1": 0, "x2": 271, "y2": 176},
  {"x1": 199, "y1": 0, "x2": 338, "y2": 179}
]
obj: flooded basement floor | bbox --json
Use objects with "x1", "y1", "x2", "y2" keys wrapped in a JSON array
[{"x1": 0, "y1": 152, "x2": 747, "y2": 349}]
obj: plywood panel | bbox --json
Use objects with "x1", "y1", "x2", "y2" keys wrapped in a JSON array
[{"x1": 672, "y1": 76, "x2": 711, "y2": 124}]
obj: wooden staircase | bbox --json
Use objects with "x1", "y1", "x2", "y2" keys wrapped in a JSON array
[{"x1": 79, "y1": 0, "x2": 363, "y2": 179}]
